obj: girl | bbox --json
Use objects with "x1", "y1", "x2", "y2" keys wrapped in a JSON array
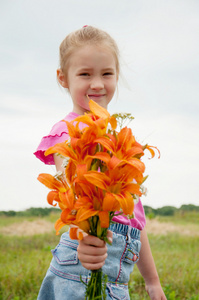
[{"x1": 34, "y1": 26, "x2": 166, "y2": 300}]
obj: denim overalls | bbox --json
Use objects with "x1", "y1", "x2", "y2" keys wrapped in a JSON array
[{"x1": 38, "y1": 223, "x2": 141, "y2": 299}]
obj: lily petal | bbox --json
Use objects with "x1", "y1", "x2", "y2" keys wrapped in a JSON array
[
  {"x1": 69, "y1": 227, "x2": 79, "y2": 240},
  {"x1": 59, "y1": 189, "x2": 75, "y2": 210},
  {"x1": 84, "y1": 171, "x2": 110, "y2": 190},
  {"x1": 109, "y1": 115, "x2": 117, "y2": 130},
  {"x1": 54, "y1": 218, "x2": 66, "y2": 235},
  {"x1": 89, "y1": 99, "x2": 110, "y2": 119},
  {"x1": 45, "y1": 143, "x2": 76, "y2": 160},
  {"x1": 47, "y1": 191, "x2": 60, "y2": 206},
  {"x1": 103, "y1": 192, "x2": 120, "y2": 211},
  {"x1": 99, "y1": 211, "x2": 109, "y2": 228},
  {"x1": 145, "y1": 145, "x2": 161, "y2": 159},
  {"x1": 76, "y1": 207, "x2": 98, "y2": 223},
  {"x1": 37, "y1": 173, "x2": 66, "y2": 193},
  {"x1": 79, "y1": 220, "x2": 90, "y2": 233},
  {"x1": 115, "y1": 192, "x2": 134, "y2": 215}
]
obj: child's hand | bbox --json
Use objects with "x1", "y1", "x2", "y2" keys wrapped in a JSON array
[
  {"x1": 146, "y1": 283, "x2": 167, "y2": 300},
  {"x1": 77, "y1": 230, "x2": 113, "y2": 270}
]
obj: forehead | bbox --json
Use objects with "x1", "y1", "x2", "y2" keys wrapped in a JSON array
[{"x1": 68, "y1": 45, "x2": 117, "y2": 70}]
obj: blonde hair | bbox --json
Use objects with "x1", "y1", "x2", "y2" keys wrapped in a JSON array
[{"x1": 59, "y1": 26, "x2": 120, "y2": 75}]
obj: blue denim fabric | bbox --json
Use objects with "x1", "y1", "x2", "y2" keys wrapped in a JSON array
[{"x1": 37, "y1": 223, "x2": 141, "y2": 299}]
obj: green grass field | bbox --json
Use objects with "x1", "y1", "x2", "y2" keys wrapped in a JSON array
[{"x1": 0, "y1": 212, "x2": 199, "y2": 300}]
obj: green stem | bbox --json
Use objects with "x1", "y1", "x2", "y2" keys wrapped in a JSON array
[
  {"x1": 84, "y1": 214, "x2": 115, "y2": 299},
  {"x1": 84, "y1": 269, "x2": 107, "y2": 300}
]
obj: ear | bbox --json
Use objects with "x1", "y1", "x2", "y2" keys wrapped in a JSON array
[{"x1": 57, "y1": 69, "x2": 68, "y2": 88}]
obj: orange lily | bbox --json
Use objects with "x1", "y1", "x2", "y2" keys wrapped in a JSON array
[
  {"x1": 73, "y1": 99, "x2": 117, "y2": 130},
  {"x1": 94, "y1": 127, "x2": 145, "y2": 169},
  {"x1": 84, "y1": 166, "x2": 142, "y2": 216},
  {"x1": 37, "y1": 173, "x2": 79, "y2": 234},
  {"x1": 69, "y1": 220, "x2": 90, "y2": 240},
  {"x1": 37, "y1": 173, "x2": 68, "y2": 208},
  {"x1": 37, "y1": 173, "x2": 67, "y2": 193},
  {"x1": 38, "y1": 99, "x2": 160, "y2": 240}
]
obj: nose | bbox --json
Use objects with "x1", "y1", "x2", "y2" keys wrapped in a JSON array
[{"x1": 90, "y1": 76, "x2": 104, "y2": 90}]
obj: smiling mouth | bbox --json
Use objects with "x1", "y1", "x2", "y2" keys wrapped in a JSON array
[{"x1": 87, "y1": 94, "x2": 105, "y2": 98}]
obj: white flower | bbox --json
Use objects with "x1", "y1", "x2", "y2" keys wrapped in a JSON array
[
  {"x1": 62, "y1": 157, "x2": 70, "y2": 168},
  {"x1": 133, "y1": 194, "x2": 140, "y2": 204},
  {"x1": 54, "y1": 171, "x2": 63, "y2": 180},
  {"x1": 140, "y1": 185, "x2": 148, "y2": 196}
]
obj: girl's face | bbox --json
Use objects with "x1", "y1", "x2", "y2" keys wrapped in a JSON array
[{"x1": 58, "y1": 45, "x2": 118, "y2": 115}]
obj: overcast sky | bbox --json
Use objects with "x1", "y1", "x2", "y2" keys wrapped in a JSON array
[{"x1": 0, "y1": 0, "x2": 199, "y2": 211}]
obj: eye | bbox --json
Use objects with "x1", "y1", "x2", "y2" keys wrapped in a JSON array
[
  {"x1": 103, "y1": 72, "x2": 113, "y2": 76},
  {"x1": 79, "y1": 73, "x2": 90, "y2": 76}
]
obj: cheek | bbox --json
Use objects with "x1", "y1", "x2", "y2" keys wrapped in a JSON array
[
  {"x1": 109, "y1": 81, "x2": 117, "y2": 94},
  {"x1": 70, "y1": 86, "x2": 83, "y2": 97},
  {"x1": 75, "y1": 82, "x2": 87, "y2": 93}
]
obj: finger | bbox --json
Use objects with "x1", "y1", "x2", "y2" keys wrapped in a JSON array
[
  {"x1": 78, "y1": 252, "x2": 108, "y2": 264},
  {"x1": 77, "y1": 243, "x2": 107, "y2": 256},
  {"x1": 77, "y1": 247, "x2": 108, "y2": 270},
  {"x1": 107, "y1": 230, "x2": 113, "y2": 244},
  {"x1": 81, "y1": 261, "x2": 106, "y2": 270},
  {"x1": 81, "y1": 235, "x2": 105, "y2": 247}
]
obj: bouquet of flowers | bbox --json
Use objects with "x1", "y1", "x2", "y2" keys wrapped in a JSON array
[{"x1": 38, "y1": 100, "x2": 159, "y2": 299}]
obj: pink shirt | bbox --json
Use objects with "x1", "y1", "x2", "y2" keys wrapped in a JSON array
[{"x1": 34, "y1": 112, "x2": 146, "y2": 230}]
